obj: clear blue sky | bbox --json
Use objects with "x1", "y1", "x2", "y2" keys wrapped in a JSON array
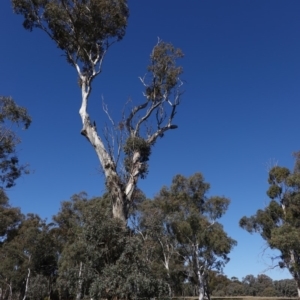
[{"x1": 1, "y1": 0, "x2": 300, "y2": 281}]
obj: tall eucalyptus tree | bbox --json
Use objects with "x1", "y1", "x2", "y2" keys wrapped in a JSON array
[{"x1": 11, "y1": 0, "x2": 184, "y2": 223}]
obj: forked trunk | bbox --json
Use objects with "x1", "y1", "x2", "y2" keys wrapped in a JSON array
[
  {"x1": 111, "y1": 193, "x2": 127, "y2": 224},
  {"x1": 79, "y1": 79, "x2": 129, "y2": 223}
]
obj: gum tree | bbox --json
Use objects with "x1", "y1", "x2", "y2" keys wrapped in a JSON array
[
  {"x1": 240, "y1": 152, "x2": 300, "y2": 297},
  {"x1": 12, "y1": 0, "x2": 184, "y2": 223},
  {"x1": 138, "y1": 173, "x2": 236, "y2": 300}
]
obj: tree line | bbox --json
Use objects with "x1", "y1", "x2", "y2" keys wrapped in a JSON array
[
  {"x1": 208, "y1": 273, "x2": 297, "y2": 298},
  {"x1": 0, "y1": 172, "x2": 237, "y2": 299},
  {"x1": 0, "y1": 182, "x2": 299, "y2": 299},
  {"x1": 1, "y1": 0, "x2": 300, "y2": 299}
]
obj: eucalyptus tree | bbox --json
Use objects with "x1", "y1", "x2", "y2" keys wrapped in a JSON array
[
  {"x1": 12, "y1": 0, "x2": 184, "y2": 223},
  {"x1": 240, "y1": 151, "x2": 300, "y2": 297},
  {"x1": 53, "y1": 193, "x2": 169, "y2": 300},
  {"x1": 134, "y1": 198, "x2": 185, "y2": 297},
  {"x1": 0, "y1": 213, "x2": 58, "y2": 300},
  {"x1": 274, "y1": 279, "x2": 298, "y2": 297},
  {"x1": 0, "y1": 96, "x2": 31, "y2": 189},
  {"x1": 139, "y1": 173, "x2": 236, "y2": 300}
]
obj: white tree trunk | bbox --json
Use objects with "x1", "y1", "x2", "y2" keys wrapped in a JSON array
[
  {"x1": 8, "y1": 282, "x2": 12, "y2": 300},
  {"x1": 78, "y1": 76, "x2": 146, "y2": 222},
  {"x1": 192, "y1": 243, "x2": 205, "y2": 300},
  {"x1": 78, "y1": 79, "x2": 128, "y2": 221},
  {"x1": 22, "y1": 268, "x2": 30, "y2": 300},
  {"x1": 76, "y1": 262, "x2": 83, "y2": 300}
]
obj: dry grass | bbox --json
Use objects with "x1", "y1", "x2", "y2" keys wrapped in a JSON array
[{"x1": 172, "y1": 297, "x2": 298, "y2": 300}]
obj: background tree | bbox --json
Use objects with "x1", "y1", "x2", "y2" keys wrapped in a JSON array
[
  {"x1": 209, "y1": 273, "x2": 231, "y2": 296},
  {"x1": 274, "y1": 279, "x2": 298, "y2": 297},
  {"x1": 240, "y1": 151, "x2": 300, "y2": 297},
  {"x1": 0, "y1": 213, "x2": 58, "y2": 300},
  {"x1": 12, "y1": 0, "x2": 184, "y2": 223},
  {"x1": 133, "y1": 196, "x2": 185, "y2": 297},
  {"x1": 137, "y1": 173, "x2": 236, "y2": 300},
  {"x1": 0, "y1": 96, "x2": 31, "y2": 189}
]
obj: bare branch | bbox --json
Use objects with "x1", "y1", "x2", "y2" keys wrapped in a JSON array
[
  {"x1": 134, "y1": 101, "x2": 161, "y2": 136},
  {"x1": 125, "y1": 101, "x2": 148, "y2": 134},
  {"x1": 102, "y1": 97, "x2": 115, "y2": 126}
]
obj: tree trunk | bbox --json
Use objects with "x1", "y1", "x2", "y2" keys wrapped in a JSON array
[
  {"x1": 22, "y1": 268, "x2": 30, "y2": 300},
  {"x1": 8, "y1": 282, "x2": 12, "y2": 300},
  {"x1": 76, "y1": 262, "x2": 83, "y2": 300},
  {"x1": 192, "y1": 242, "x2": 205, "y2": 300},
  {"x1": 79, "y1": 78, "x2": 129, "y2": 222}
]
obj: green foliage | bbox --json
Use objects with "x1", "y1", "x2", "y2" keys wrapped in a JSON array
[
  {"x1": 0, "y1": 189, "x2": 23, "y2": 240},
  {"x1": 240, "y1": 151, "x2": 300, "y2": 290},
  {"x1": 54, "y1": 193, "x2": 169, "y2": 300},
  {"x1": 12, "y1": 0, "x2": 129, "y2": 73},
  {"x1": 146, "y1": 41, "x2": 183, "y2": 102},
  {"x1": 209, "y1": 273, "x2": 297, "y2": 297},
  {"x1": 0, "y1": 96, "x2": 31, "y2": 188},
  {"x1": 137, "y1": 173, "x2": 236, "y2": 298},
  {"x1": 0, "y1": 212, "x2": 58, "y2": 300}
]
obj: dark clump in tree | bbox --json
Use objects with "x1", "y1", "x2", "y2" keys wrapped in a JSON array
[
  {"x1": 240, "y1": 151, "x2": 300, "y2": 297},
  {"x1": 11, "y1": 0, "x2": 184, "y2": 223}
]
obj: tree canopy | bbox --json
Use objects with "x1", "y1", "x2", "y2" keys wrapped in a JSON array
[
  {"x1": 0, "y1": 96, "x2": 31, "y2": 189},
  {"x1": 240, "y1": 152, "x2": 300, "y2": 297}
]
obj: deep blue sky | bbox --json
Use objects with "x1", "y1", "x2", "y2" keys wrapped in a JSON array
[{"x1": 1, "y1": 0, "x2": 300, "y2": 281}]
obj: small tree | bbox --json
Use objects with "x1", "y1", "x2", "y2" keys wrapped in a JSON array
[
  {"x1": 12, "y1": 0, "x2": 184, "y2": 223},
  {"x1": 240, "y1": 151, "x2": 300, "y2": 297}
]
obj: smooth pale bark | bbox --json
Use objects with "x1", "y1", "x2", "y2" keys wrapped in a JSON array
[
  {"x1": 8, "y1": 282, "x2": 12, "y2": 300},
  {"x1": 22, "y1": 268, "x2": 30, "y2": 300},
  {"x1": 78, "y1": 77, "x2": 129, "y2": 222},
  {"x1": 158, "y1": 238, "x2": 173, "y2": 297},
  {"x1": 78, "y1": 71, "x2": 178, "y2": 222},
  {"x1": 76, "y1": 262, "x2": 83, "y2": 300},
  {"x1": 73, "y1": 41, "x2": 181, "y2": 222},
  {"x1": 192, "y1": 242, "x2": 205, "y2": 300}
]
